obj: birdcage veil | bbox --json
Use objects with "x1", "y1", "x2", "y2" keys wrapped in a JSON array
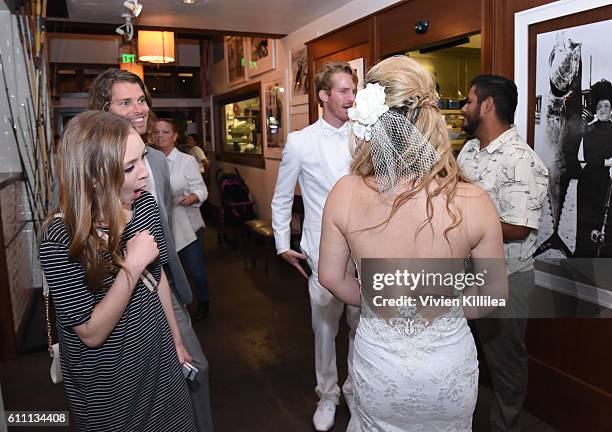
[{"x1": 349, "y1": 83, "x2": 440, "y2": 195}]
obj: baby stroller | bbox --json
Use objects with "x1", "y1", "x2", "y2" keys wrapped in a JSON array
[{"x1": 216, "y1": 168, "x2": 257, "y2": 248}]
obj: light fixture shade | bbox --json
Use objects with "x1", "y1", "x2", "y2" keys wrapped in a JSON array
[
  {"x1": 120, "y1": 62, "x2": 144, "y2": 81},
  {"x1": 138, "y1": 30, "x2": 175, "y2": 64}
]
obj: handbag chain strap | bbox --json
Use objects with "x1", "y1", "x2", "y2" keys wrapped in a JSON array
[{"x1": 43, "y1": 275, "x2": 54, "y2": 357}]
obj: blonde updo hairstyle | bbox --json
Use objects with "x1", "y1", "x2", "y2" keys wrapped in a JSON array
[{"x1": 351, "y1": 55, "x2": 469, "y2": 239}]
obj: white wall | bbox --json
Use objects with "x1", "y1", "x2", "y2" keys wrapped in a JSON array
[
  {"x1": 0, "y1": 10, "x2": 39, "y2": 331},
  {"x1": 210, "y1": 0, "x2": 402, "y2": 219}
]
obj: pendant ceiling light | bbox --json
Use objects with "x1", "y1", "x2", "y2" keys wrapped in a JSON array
[
  {"x1": 138, "y1": 30, "x2": 175, "y2": 64},
  {"x1": 120, "y1": 62, "x2": 144, "y2": 81}
]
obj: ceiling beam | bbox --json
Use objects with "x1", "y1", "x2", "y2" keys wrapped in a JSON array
[{"x1": 46, "y1": 19, "x2": 286, "y2": 40}]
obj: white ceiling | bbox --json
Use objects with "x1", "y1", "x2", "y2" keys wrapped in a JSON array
[{"x1": 58, "y1": 0, "x2": 354, "y2": 35}]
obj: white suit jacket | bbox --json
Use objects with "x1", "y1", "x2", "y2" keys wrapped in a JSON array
[{"x1": 271, "y1": 118, "x2": 351, "y2": 262}]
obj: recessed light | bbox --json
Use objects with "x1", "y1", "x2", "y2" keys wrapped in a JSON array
[{"x1": 182, "y1": 0, "x2": 199, "y2": 4}]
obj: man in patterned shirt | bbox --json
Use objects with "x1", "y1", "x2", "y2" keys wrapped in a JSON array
[{"x1": 457, "y1": 75, "x2": 548, "y2": 432}]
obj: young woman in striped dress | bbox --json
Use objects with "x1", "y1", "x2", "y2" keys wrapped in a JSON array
[{"x1": 39, "y1": 110, "x2": 196, "y2": 432}]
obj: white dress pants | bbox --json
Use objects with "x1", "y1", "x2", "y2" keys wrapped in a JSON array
[{"x1": 309, "y1": 274, "x2": 360, "y2": 403}]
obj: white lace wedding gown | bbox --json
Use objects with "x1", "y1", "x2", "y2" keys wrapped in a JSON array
[
  {"x1": 350, "y1": 299, "x2": 478, "y2": 432},
  {"x1": 339, "y1": 176, "x2": 480, "y2": 432}
]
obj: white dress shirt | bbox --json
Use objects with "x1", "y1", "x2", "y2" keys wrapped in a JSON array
[
  {"x1": 166, "y1": 147, "x2": 208, "y2": 251},
  {"x1": 271, "y1": 118, "x2": 352, "y2": 258}
]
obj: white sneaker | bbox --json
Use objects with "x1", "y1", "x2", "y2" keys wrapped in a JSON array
[{"x1": 313, "y1": 399, "x2": 337, "y2": 431}]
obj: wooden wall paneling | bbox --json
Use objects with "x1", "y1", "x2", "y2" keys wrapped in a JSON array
[
  {"x1": 376, "y1": 0, "x2": 481, "y2": 58},
  {"x1": 490, "y1": 0, "x2": 557, "y2": 77},
  {"x1": 528, "y1": 318, "x2": 612, "y2": 394},
  {"x1": 307, "y1": 18, "x2": 373, "y2": 123},
  {"x1": 480, "y1": 0, "x2": 496, "y2": 74},
  {"x1": 369, "y1": 15, "x2": 379, "y2": 64},
  {"x1": 308, "y1": 43, "x2": 371, "y2": 122},
  {"x1": 309, "y1": 18, "x2": 371, "y2": 60},
  {"x1": 489, "y1": 2, "x2": 612, "y2": 427},
  {"x1": 526, "y1": 353, "x2": 612, "y2": 431}
]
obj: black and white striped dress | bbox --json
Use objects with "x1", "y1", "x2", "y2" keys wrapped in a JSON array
[{"x1": 39, "y1": 192, "x2": 196, "y2": 432}]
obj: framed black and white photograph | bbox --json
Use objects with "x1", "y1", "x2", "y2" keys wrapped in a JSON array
[
  {"x1": 225, "y1": 36, "x2": 246, "y2": 86},
  {"x1": 515, "y1": 0, "x2": 612, "y2": 305},
  {"x1": 263, "y1": 74, "x2": 287, "y2": 159},
  {"x1": 247, "y1": 38, "x2": 276, "y2": 77},
  {"x1": 290, "y1": 46, "x2": 308, "y2": 105}
]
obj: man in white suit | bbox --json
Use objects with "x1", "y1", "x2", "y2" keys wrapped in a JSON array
[{"x1": 272, "y1": 61, "x2": 360, "y2": 431}]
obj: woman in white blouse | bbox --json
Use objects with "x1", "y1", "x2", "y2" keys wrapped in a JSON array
[{"x1": 154, "y1": 118, "x2": 210, "y2": 320}]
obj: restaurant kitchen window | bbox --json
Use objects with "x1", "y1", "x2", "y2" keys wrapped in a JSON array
[{"x1": 214, "y1": 82, "x2": 264, "y2": 168}]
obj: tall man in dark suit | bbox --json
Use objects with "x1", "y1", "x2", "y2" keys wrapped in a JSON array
[{"x1": 88, "y1": 69, "x2": 213, "y2": 432}]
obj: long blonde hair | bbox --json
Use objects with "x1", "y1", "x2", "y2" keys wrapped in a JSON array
[
  {"x1": 49, "y1": 110, "x2": 132, "y2": 291},
  {"x1": 351, "y1": 55, "x2": 470, "y2": 240}
]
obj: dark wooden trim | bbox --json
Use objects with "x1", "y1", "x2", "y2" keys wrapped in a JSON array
[
  {"x1": 213, "y1": 82, "x2": 266, "y2": 170},
  {"x1": 46, "y1": 22, "x2": 285, "y2": 40},
  {"x1": 526, "y1": 354, "x2": 612, "y2": 431},
  {"x1": 480, "y1": 0, "x2": 496, "y2": 75},
  {"x1": 213, "y1": 81, "x2": 261, "y2": 104},
  {"x1": 375, "y1": 0, "x2": 481, "y2": 58},
  {"x1": 308, "y1": 19, "x2": 371, "y2": 60},
  {"x1": 221, "y1": 153, "x2": 265, "y2": 169}
]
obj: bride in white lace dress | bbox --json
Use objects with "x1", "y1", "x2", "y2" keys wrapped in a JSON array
[{"x1": 319, "y1": 56, "x2": 508, "y2": 431}]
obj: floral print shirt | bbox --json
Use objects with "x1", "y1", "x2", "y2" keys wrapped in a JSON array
[{"x1": 458, "y1": 126, "x2": 549, "y2": 274}]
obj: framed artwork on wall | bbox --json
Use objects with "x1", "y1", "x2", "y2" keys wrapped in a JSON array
[
  {"x1": 515, "y1": 0, "x2": 612, "y2": 308},
  {"x1": 263, "y1": 73, "x2": 287, "y2": 159},
  {"x1": 246, "y1": 38, "x2": 276, "y2": 77},
  {"x1": 348, "y1": 57, "x2": 365, "y2": 90},
  {"x1": 225, "y1": 36, "x2": 246, "y2": 86},
  {"x1": 290, "y1": 45, "x2": 308, "y2": 105}
]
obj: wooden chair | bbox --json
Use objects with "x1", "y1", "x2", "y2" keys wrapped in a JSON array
[{"x1": 245, "y1": 195, "x2": 304, "y2": 276}]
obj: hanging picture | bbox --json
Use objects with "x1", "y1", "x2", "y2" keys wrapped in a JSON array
[
  {"x1": 290, "y1": 46, "x2": 308, "y2": 105},
  {"x1": 247, "y1": 38, "x2": 276, "y2": 77},
  {"x1": 514, "y1": 0, "x2": 612, "y2": 305},
  {"x1": 263, "y1": 74, "x2": 287, "y2": 159},
  {"x1": 225, "y1": 36, "x2": 246, "y2": 86},
  {"x1": 348, "y1": 57, "x2": 365, "y2": 90}
]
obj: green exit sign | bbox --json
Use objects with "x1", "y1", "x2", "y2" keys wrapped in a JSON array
[{"x1": 122, "y1": 54, "x2": 135, "y2": 63}]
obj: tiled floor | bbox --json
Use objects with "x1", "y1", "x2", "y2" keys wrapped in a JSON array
[{"x1": 0, "y1": 227, "x2": 559, "y2": 431}]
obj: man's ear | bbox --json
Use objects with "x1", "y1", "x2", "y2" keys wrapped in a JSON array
[
  {"x1": 481, "y1": 96, "x2": 495, "y2": 114},
  {"x1": 318, "y1": 89, "x2": 329, "y2": 104}
]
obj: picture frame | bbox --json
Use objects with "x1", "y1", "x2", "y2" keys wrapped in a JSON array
[
  {"x1": 225, "y1": 36, "x2": 246, "y2": 86},
  {"x1": 246, "y1": 38, "x2": 276, "y2": 78},
  {"x1": 290, "y1": 45, "x2": 308, "y2": 106},
  {"x1": 263, "y1": 72, "x2": 287, "y2": 159},
  {"x1": 348, "y1": 57, "x2": 365, "y2": 90},
  {"x1": 202, "y1": 95, "x2": 214, "y2": 153},
  {"x1": 514, "y1": 0, "x2": 612, "y2": 307}
]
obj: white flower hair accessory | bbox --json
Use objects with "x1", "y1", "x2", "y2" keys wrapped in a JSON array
[{"x1": 348, "y1": 82, "x2": 389, "y2": 141}]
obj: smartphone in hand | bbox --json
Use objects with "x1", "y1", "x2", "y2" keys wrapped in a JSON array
[{"x1": 182, "y1": 362, "x2": 198, "y2": 381}]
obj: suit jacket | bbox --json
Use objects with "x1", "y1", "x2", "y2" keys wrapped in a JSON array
[
  {"x1": 146, "y1": 147, "x2": 193, "y2": 304},
  {"x1": 271, "y1": 119, "x2": 351, "y2": 264}
]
